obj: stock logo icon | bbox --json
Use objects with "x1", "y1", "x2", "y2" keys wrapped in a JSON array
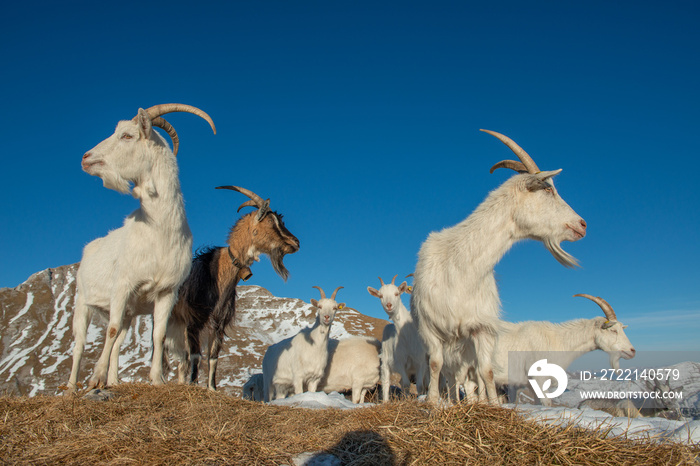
[{"x1": 528, "y1": 359, "x2": 568, "y2": 399}]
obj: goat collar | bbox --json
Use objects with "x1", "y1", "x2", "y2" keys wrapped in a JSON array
[{"x1": 227, "y1": 247, "x2": 253, "y2": 281}]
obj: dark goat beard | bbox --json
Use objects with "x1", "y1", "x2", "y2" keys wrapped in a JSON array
[{"x1": 270, "y1": 248, "x2": 289, "y2": 281}]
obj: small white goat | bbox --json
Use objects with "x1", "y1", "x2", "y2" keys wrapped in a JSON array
[
  {"x1": 68, "y1": 104, "x2": 216, "y2": 392},
  {"x1": 492, "y1": 294, "x2": 635, "y2": 405},
  {"x1": 411, "y1": 129, "x2": 587, "y2": 403},
  {"x1": 368, "y1": 275, "x2": 428, "y2": 402},
  {"x1": 319, "y1": 337, "x2": 381, "y2": 404},
  {"x1": 262, "y1": 286, "x2": 343, "y2": 402}
]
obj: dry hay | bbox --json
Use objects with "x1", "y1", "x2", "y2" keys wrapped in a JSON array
[{"x1": 0, "y1": 383, "x2": 697, "y2": 465}]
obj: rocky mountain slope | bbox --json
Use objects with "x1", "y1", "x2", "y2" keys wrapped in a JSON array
[{"x1": 0, "y1": 264, "x2": 388, "y2": 396}]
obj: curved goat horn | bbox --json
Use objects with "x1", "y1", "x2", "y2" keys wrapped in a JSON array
[
  {"x1": 312, "y1": 286, "x2": 326, "y2": 300},
  {"x1": 215, "y1": 186, "x2": 271, "y2": 216},
  {"x1": 390, "y1": 274, "x2": 398, "y2": 285},
  {"x1": 133, "y1": 104, "x2": 216, "y2": 157},
  {"x1": 150, "y1": 117, "x2": 181, "y2": 156},
  {"x1": 141, "y1": 103, "x2": 217, "y2": 134},
  {"x1": 574, "y1": 294, "x2": 618, "y2": 322},
  {"x1": 378, "y1": 277, "x2": 385, "y2": 286},
  {"x1": 480, "y1": 129, "x2": 540, "y2": 174},
  {"x1": 331, "y1": 286, "x2": 344, "y2": 300}
]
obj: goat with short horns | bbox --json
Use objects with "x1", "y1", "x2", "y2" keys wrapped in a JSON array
[
  {"x1": 166, "y1": 185, "x2": 300, "y2": 390},
  {"x1": 68, "y1": 104, "x2": 216, "y2": 392}
]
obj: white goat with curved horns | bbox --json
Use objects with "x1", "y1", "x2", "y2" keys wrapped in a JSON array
[
  {"x1": 491, "y1": 293, "x2": 635, "y2": 405},
  {"x1": 68, "y1": 103, "x2": 216, "y2": 392},
  {"x1": 411, "y1": 129, "x2": 587, "y2": 403}
]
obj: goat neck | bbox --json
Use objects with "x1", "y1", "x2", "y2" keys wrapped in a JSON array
[
  {"x1": 390, "y1": 299, "x2": 414, "y2": 332},
  {"x1": 224, "y1": 212, "x2": 260, "y2": 268},
  {"x1": 442, "y1": 184, "x2": 519, "y2": 286},
  {"x1": 131, "y1": 143, "x2": 191, "y2": 243}
]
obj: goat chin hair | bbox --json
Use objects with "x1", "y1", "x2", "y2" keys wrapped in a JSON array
[
  {"x1": 270, "y1": 248, "x2": 290, "y2": 281},
  {"x1": 544, "y1": 238, "x2": 579, "y2": 268}
]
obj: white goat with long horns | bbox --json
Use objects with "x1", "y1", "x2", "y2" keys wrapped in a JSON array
[
  {"x1": 68, "y1": 104, "x2": 216, "y2": 392},
  {"x1": 411, "y1": 129, "x2": 587, "y2": 403}
]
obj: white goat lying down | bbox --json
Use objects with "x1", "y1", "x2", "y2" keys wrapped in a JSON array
[
  {"x1": 411, "y1": 129, "x2": 587, "y2": 404},
  {"x1": 491, "y1": 294, "x2": 635, "y2": 405},
  {"x1": 68, "y1": 104, "x2": 216, "y2": 392},
  {"x1": 262, "y1": 286, "x2": 344, "y2": 402},
  {"x1": 368, "y1": 275, "x2": 428, "y2": 402},
  {"x1": 319, "y1": 336, "x2": 381, "y2": 404}
]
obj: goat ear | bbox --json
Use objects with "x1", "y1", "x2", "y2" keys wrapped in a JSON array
[
  {"x1": 535, "y1": 169, "x2": 562, "y2": 181},
  {"x1": 255, "y1": 200, "x2": 271, "y2": 222},
  {"x1": 338, "y1": 303, "x2": 346, "y2": 310},
  {"x1": 136, "y1": 108, "x2": 152, "y2": 139},
  {"x1": 398, "y1": 281, "x2": 409, "y2": 294},
  {"x1": 367, "y1": 287, "x2": 380, "y2": 298},
  {"x1": 622, "y1": 325, "x2": 628, "y2": 329},
  {"x1": 310, "y1": 299, "x2": 319, "y2": 308}
]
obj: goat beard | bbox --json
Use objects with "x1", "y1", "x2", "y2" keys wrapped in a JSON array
[
  {"x1": 99, "y1": 171, "x2": 132, "y2": 195},
  {"x1": 544, "y1": 238, "x2": 579, "y2": 269},
  {"x1": 269, "y1": 248, "x2": 290, "y2": 281}
]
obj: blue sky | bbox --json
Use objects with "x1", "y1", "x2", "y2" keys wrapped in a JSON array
[{"x1": 1, "y1": 1, "x2": 698, "y2": 354}]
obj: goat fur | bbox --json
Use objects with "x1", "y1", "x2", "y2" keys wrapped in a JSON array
[{"x1": 319, "y1": 337, "x2": 381, "y2": 404}]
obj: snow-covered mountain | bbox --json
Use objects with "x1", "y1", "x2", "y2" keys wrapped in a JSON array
[{"x1": 0, "y1": 264, "x2": 388, "y2": 397}]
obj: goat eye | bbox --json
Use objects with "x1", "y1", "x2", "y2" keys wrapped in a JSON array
[
  {"x1": 121, "y1": 133, "x2": 133, "y2": 140},
  {"x1": 395, "y1": 292, "x2": 399, "y2": 297}
]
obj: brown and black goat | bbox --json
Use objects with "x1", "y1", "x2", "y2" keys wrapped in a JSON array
[{"x1": 166, "y1": 185, "x2": 300, "y2": 390}]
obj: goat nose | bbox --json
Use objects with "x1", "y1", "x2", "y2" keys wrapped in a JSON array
[
  {"x1": 630, "y1": 348, "x2": 636, "y2": 355},
  {"x1": 83, "y1": 152, "x2": 91, "y2": 160},
  {"x1": 580, "y1": 219, "x2": 587, "y2": 230}
]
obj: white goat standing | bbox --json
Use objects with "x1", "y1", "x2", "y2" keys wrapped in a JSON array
[
  {"x1": 68, "y1": 104, "x2": 216, "y2": 392},
  {"x1": 411, "y1": 129, "x2": 587, "y2": 403},
  {"x1": 492, "y1": 294, "x2": 636, "y2": 405},
  {"x1": 319, "y1": 336, "x2": 381, "y2": 404},
  {"x1": 262, "y1": 286, "x2": 343, "y2": 402},
  {"x1": 368, "y1": 275, "x2": 428, "y2": 402}
]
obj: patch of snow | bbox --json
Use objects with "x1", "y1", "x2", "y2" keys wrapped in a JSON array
[{"x1": 9, "y1": 292, "x2": 33, "y2": 325}]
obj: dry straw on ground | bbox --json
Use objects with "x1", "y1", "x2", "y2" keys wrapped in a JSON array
[{"x1": 0, "y1": 384, "x2": 697, "y2": 465}]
